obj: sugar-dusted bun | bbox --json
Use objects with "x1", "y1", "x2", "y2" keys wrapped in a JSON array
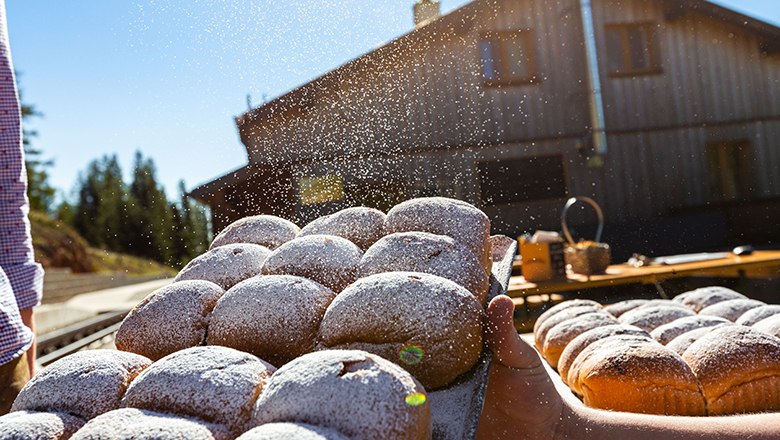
[
  {"x1": 650, "y1": 315, "x2": 733, "y2": 345},
  {"x1": 317, "y1": 272, "x2": 483, "y2": 390},
  {"x1": 116, "y1": 281, "x2": 224, "y2": 361},
  {"x1": 558, "y1": 325, "x2": 648, "y2": 385},
  {"x1": 753, "y1": 314, "x2": 780, "y2": 338},
  {"x1": 566, "y1": 334, "x2": 656, "y2": 395},
  {"x1": 736, "y1": 304, "x2": 780, "y2": 326},
  {"x1": 237, "y1": 423, "x2": 349, "y2": 440},
  {"x1": 634, "y1": 299, "x2": 692, "y2": 311},
  {"x1": 121, "y1": 346, "x2": 275, "y2": 436},
  {"x1": 618, "y1": 305, "x2": 696, "y2": 332},
  {"x1": 210, "y1": 215, "x2": 299, "y2": 250},
  {"x1": 358, "y1": 231, "x2": 489, "y2": 303},
  {"x1": 683, "y1": 326, "x2": 780, "y2": 415},
  {"x1": 251, "y1": 350, "x2": 431, "y2": 440},
  {"x1": 699, "y1": 298, "x2": 765, "y2": 322},
  {"x1": 0, "y1": 411, "x2": 85, "y2": 440},
  {"x1": 534, "y1": 300, "x2": 602, "y2": 334},
  {"x1": 260, "y1": 235, "x2": 362, "y2": 293},
  {"x1": 207, "y1": 275, "x2": 336, "y2": 367},
  {"x1": 71, "y1": 408, "x2": 230, "y2": 440},
  {"x1": 298, "y1": 207, "x2": 385, "y2": 251},
  {"x1": 540, "y1": 313, "x2": 619, "y2": 368},
  {"x1": 576, "y1": 338, "x2": 706, "y2": 415},
  {"x1": 175, "y1": 244, "x2": 270, "y2": 290},
  {"x1": 603, "y1": 299, "x2": 649, "y2": 318},
  {"x1": 672, "y1": 286, "x2": 747, "y2": 312},
  {"x1": 384, "y1": 197, "x2": 492, "y2": 275},
  {"x1": 534, "y1": 305, "x2": 604, "y2": 350},
  {"x1": 12, "y1": 350, "x2": 151, "y2": 420},
  {"x1": 666, "y1": 325, "x2": 731, "y2": 356}
]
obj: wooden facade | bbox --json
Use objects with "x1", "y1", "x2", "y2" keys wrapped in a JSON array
[{"x1": 192, "y1": 0, "x2": 780, "y2": 256}]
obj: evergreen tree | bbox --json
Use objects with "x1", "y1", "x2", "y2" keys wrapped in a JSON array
[
  {"x1": 71, "y1": 155, "x2": 127, "y2": 250},
  {"x1": 126, "y1": 151, "x2": 174, "y2": 264},
  {"x1": 19, "y1": 87, "x2": 56, "y2": 213},
  {"x1": 169, "y1": 180, "x2": 211, "y2": 267}
]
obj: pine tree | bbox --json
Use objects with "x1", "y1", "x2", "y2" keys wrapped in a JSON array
[
  {"x1": 71, "y1": 155, "x2": 128, "y2": 250},
  {"x1": 19, "y1": 87, "x2": 56, "y2": 213},
  {"x1": 126, "y1": 151, "x2": 174, "y2": 264}
]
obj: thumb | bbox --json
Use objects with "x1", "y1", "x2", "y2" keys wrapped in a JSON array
[{"x1": 486, "y1": 295, "x2": 543, "y2": 369}]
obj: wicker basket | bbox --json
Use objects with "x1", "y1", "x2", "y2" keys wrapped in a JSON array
[{"x1": 565, "y1": 243, "x2": 611, "y2": 275}]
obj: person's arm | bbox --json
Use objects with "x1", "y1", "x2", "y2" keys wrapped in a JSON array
[
  {"x1": 19, "y1": 308, "x2": 36, "y2": 375},
  {"x1": 0, "y1": 0, "x2": 45, "y2": 376},
  {"x1": 478, "y1": 295, "x2": 780, "y2": 440}
]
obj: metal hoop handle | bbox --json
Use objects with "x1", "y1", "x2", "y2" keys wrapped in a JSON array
[{"x1": 561, "y1": 196, "x2": 604, "y2": 246}]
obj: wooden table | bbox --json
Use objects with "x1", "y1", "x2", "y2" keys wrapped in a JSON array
[{"x1": 508, "y1": 251, "x2": 780, "y2": 305}]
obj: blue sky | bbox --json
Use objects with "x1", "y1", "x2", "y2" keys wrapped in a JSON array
[{"x1": 7, "y1": 0, "x2": 780, "y2": 200}]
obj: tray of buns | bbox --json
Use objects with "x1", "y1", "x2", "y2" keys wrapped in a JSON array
[
  {"x1": 532, "y1": 287, "x2": 780, "y2": 416},
  {"x1": 1, "y1": 197, "x2": 516, "y2": 440}
]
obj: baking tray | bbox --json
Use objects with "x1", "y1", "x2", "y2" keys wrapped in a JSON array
[{"x1": 428, "y1": 235, "x2": 517, "y2": 440}]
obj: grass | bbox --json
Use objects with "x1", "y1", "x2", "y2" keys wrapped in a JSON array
[{"x1": 87, "y1": 248, "x2": 177, "y2": 277}]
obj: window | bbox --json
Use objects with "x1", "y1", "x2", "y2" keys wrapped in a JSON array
[
  {"x1": 480, "y1": 30, "x2": 538, "y2": 86},
  {"x1": 604, "y1": 23, "x2": 661, "y2": 77},
  {"x1": 706, "y1": 140, "x2": 753, "y2": 202},
  {"x1": 477, "y1": 155, "x2": 567, "y2": 206}
]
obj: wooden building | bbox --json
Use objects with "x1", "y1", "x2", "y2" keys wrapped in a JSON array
[{"x1": 192, "y1": 0, "x2": 780, "y2": 258}]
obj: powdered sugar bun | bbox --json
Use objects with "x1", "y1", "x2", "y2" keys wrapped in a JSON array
[
  {"x1": 682, "y1": 326, "x2": 780, "y2": 415},
  {"x1": 251, "y1": 350, "x2": 431, "y2": 440},
  {"x1": 666, "y1": 325, "x2": 732, "y2": 356},
  {"x1": 672, "y1": 286, "x2": 747, "y2": 312},
  {"x1": 237, "y1": 423, "x2": 350, "y2": 440},
  {"x1": 534, "y1": 300, "x2": 602, "y2": 335},
  {"x1": 540, "y1": 312, "x2": 619, "y2": 368},
  {"x1": 317, "y1": 272, "x2": 483, "y2": 390},
  {"x1": 736, "y1": 304, "x2": 780, "y2": 326},
  {"x1": 603, "y1": 299, "x2": 649, "y2": 318},
  {"x1": 71, "y1": 408, "x2": 230, "y2": 440},
  {"x1": 121, "y1": 346, "x2": 275, "y2": 436},
  {"x1": 753, "y1": 314, "x2": 780, "y2": 338},
  {"x1": 358, "y1": 231, "x2": 489, "y2": 304},
  {"x1": 534, "y1": 305, "x2": 605, "y2": 350},
  {"x1": 698, "y1": 298, "x2": 765, "y2": 322},
  {"x1": 116, "y1": 280, "x2": 224, "y2": 361},
  {"x1": 576, "y1": 338, "x2": 706, "y2": 416},
  {"x1": 260, "y1": 235, "x2": 362, "y2": 293},
  {"x1": 618, "y1": 305, "x2": 696, "y2": 332},
  {"x1": 650, "y1": 315, "x2": 732, "y2": 345},
  {"x1": 298, "y1": 207, "x2": 386, "y2": 251},
  {"x1": 557, "y1": 325, "x2": 648, "y2": 385},
  {"x1": 0, "y1": 411, "x2": 85, "y2": 440},
  {"x1": 12, "y1": 350, "x2": 151, "y2": 420},
  {"x1": 384, "y1": 197, "x2": 492, "y2": 275},
  {"x1": 208, "y1": 275, "x2": 336, "y2": 367},
  {"x1": 210, "y1": 215, "x2": 299, "y2": 250},
  {"x1": 634, "y1": 299, "x2": 692, "y2": 311},
  {"x1": 175, "y1": 244, "x2": 271, "y2": 290}
]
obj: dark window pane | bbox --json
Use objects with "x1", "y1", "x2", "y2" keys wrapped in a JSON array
[
  {"x1": 477, "y1": 155, "x2": 567, "y2": 205},
  {"x1": 605, "y1": 28, "x2": 625, "y2": 72},
  {"x1": 505, "y1": 35, "x2": 530, "y2": 80},
  {"x1": 628, "y1": 26, "x2": 649, "y2": 70}
]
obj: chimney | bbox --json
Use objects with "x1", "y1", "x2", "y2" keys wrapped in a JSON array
[{"x1": 414, "y1": 0, "x2": 441, "y2": 28}]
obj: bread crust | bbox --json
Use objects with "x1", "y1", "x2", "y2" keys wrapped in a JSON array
[
  {"x1": 557, "y1": 325, "x2": 648, "y2": 385},
  {"x1": 541, "y1": 313, "x2": 619, "y2": 368},
  {"x1": 299, "y1": 207, "x2": 385, "y2": 251},
  {"x1": 210, "y1": 215, "x2": 299, "y2": 250},
  {"x1": 672, "y1": 286, "x2": 747, "y2": 313},
  {"x1": 618, "y1": 305, "x2": 696, "y2": 332},
  {"x1": 650, "y1": 315, "x2": 732, "y2": 346}
]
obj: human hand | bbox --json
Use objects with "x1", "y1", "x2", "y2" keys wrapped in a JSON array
[{"x1": 477, "y1": 295, "x2": 565, "y2": 440}]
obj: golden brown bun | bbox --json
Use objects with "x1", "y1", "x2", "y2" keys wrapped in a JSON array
[
  {"x1": 665, "y1": 325, "x2": 732, "y2": 356},
  {"x1": 557, "y1": 325, "x2": 648, "y2": 385},
  {"x1": 534, "y1": 300, "x2": 602, "y2": 335},
  {"x1": 603, "y1": 299, "x2": 649, "y2": 318},
  {"x1": 566, "y1": 334, "x2": 655, "y2": 395},
  {"x1": 577, "y1": 338, "x2": 706, "y2": 416},
  {"x1": 682, "y1": 326, "x2": 780, "y2": 415},
  {"x1": 534, "y1": 305, "x2": 604, "y2": 350},
  {"x1": 540, "y1": 313, "x2": 618, "y2": 368},
  {"x1": 753, "y1": 314, "x2": 780, "y2": 339},
  {"x1": 698, "y1": 299, "x2": 765, "y2": 322},
  {"x1": 736, "y1": 304, "x2": 780, "y2": 326}
]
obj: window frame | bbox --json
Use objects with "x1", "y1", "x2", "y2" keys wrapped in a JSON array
[
  {"x1": 479, "y1": 29, "x2": 540, "y2": 87},
  {"x1": 476, "y1": 154, "x2": 569, "y2": 207},
  {"x1": 604, "y1": 22, "x2": 663, "y2": 78}
]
